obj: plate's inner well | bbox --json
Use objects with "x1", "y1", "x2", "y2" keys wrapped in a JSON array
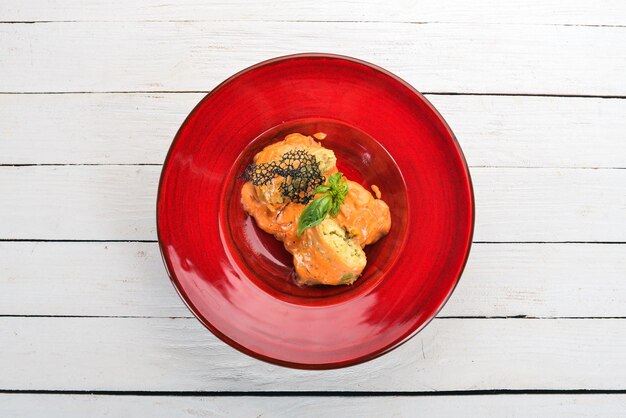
[{"x1": 221, "y1": 118, "x2": 409, "y2": 304}]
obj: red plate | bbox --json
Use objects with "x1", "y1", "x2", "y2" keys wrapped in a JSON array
[{"x1": 157, "y1": 54, "x2": 474, "y2": 369}]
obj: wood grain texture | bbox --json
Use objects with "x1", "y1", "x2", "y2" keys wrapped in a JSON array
[
  {"x1": 2, "y1": 317, "x2": 626, "y2": 391},
  {"x1": 0, "y1": 242, "x2": 182, "y2": 317},
  {"x1": 1, "y1": 242, "x2": 625, "y2": 318},
  {"x1": 472, "y1": 168, "x2": 626, "y2": 242},
  {"x1": 0, "y1": 166, "x2": 158, "y2": 241},
  {"x1": 0, "y1": 93, "x2": 196, "y2": 165},
  {"x1": 3, "y1": 394, "x2": 626, "y2": 418},
  {"x1": 2, "y1": 94, "x2": 626, "y2": 168},
  {"x1": 2, "y1": 0, "x2": 625, "y2": 25},
  {"x1": 1, "y1": 22, "x2": 625, "y2": 95},
  {"x1": 1, "y1": 166, "x2": 624, "y2": 241},
  {"x1": 443, "y1": 243, "x2": 626, "y2": 318},
  {"x1": 1, "y1": 0, "x2": 624, "y2": 411}
]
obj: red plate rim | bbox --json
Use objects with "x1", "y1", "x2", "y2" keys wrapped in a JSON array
[{"x1": 157, "y1": 53, "x2": 475, "y2": 369}]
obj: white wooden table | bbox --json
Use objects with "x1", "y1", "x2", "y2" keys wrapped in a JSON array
[{"x1": 1, "y1": 1, "x2": 625, "y2": 416}]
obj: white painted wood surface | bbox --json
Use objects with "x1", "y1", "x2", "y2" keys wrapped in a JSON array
[
  {"x1": 1, "y1": 0, "x2": 625, "y2": 416},
  {"x1": 2, "y1": 0, "x2": 625, "y2": 25},
  {"x1": 4, "y1": 317, "x2": 626, "y2": 391},
  {"x1": 2, "y1": 94, "x2": 625, "y2": 168},
  {"x1": 3, "y1": 394, "x2": 626, "y2": 418},
  {"x1": 1, "y1": 22, "x2": 626, "y2": 95}
]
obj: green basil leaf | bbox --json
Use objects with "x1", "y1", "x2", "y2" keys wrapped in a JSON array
[
  {"x1": 333, "y1": 176, "x2": 348, "y2": 204},
  {"x1": 330, "y1": 201, "x2": 341, "y2": 217},
  {"x1": 314, "y1": 185, "x2": 331, "y2": 194},
  {"x1": 340, "y1": 182, "x2": 349, "y2": 196},
  {"x1": 297, "y1": 194, "x2": 332, "y2": 236},
  {"x1": 328, "y1": 172, "x2": 342, "y2": 189}
]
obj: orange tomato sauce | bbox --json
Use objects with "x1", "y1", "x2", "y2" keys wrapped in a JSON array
[{"x1": 241, "y1": 133, "x2": 391, "y2": 285}]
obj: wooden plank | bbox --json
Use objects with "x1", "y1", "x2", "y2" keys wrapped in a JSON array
[
  {"x1": 0, "y1": 242, "x2": 183, "y2": 317},
  {"x1": 1, "y1": 166, "x2": 624, "y2": 241},
  {"x1": 0, "y1": 93, "x2": 197, "y2": 165},
  {"x1": 428, "y1": 95, "x2": 626, "y2": 169},
  {"x1": 440, "y1": 243, "x2": 626, "y2": 318},
  {"x1": 0, "y1": 166, "x2": 158, "y2": 241},
  {"x1": 2, "y1": 0, "x2": 625, "y2": 25},
  {"x1": 1, "y1": 22, "x2": 625, "y2": 95},
  {"x1": 3, "y1": 394, "x2": 626, "y2": 418},
  {"x1": 472, "y1": 168, "x2": 626, "y2": 242},
  {"x1": 1, "y1": 242, "x2": 625, "y2": 318},
  {"x1": 2, "y1": 317, "x2": 626, "y2": 390},
  {"x1": 2, "y1": 94, "x2": 626, "y2": 168}
]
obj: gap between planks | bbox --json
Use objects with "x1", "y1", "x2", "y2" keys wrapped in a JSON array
[
  {"x1": 2, "y1": 315, "x2": 626, "y2": 320},
  {"x1": 2, "y1": 91, "x2": 626, "y2": 99},
  {"x1": 3, "y1": 389, "x2": 626, "y2": 396}
]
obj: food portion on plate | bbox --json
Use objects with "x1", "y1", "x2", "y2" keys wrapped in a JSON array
[{"x1": 240, "y1": 133, "x2": 391, "y2": 286}]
